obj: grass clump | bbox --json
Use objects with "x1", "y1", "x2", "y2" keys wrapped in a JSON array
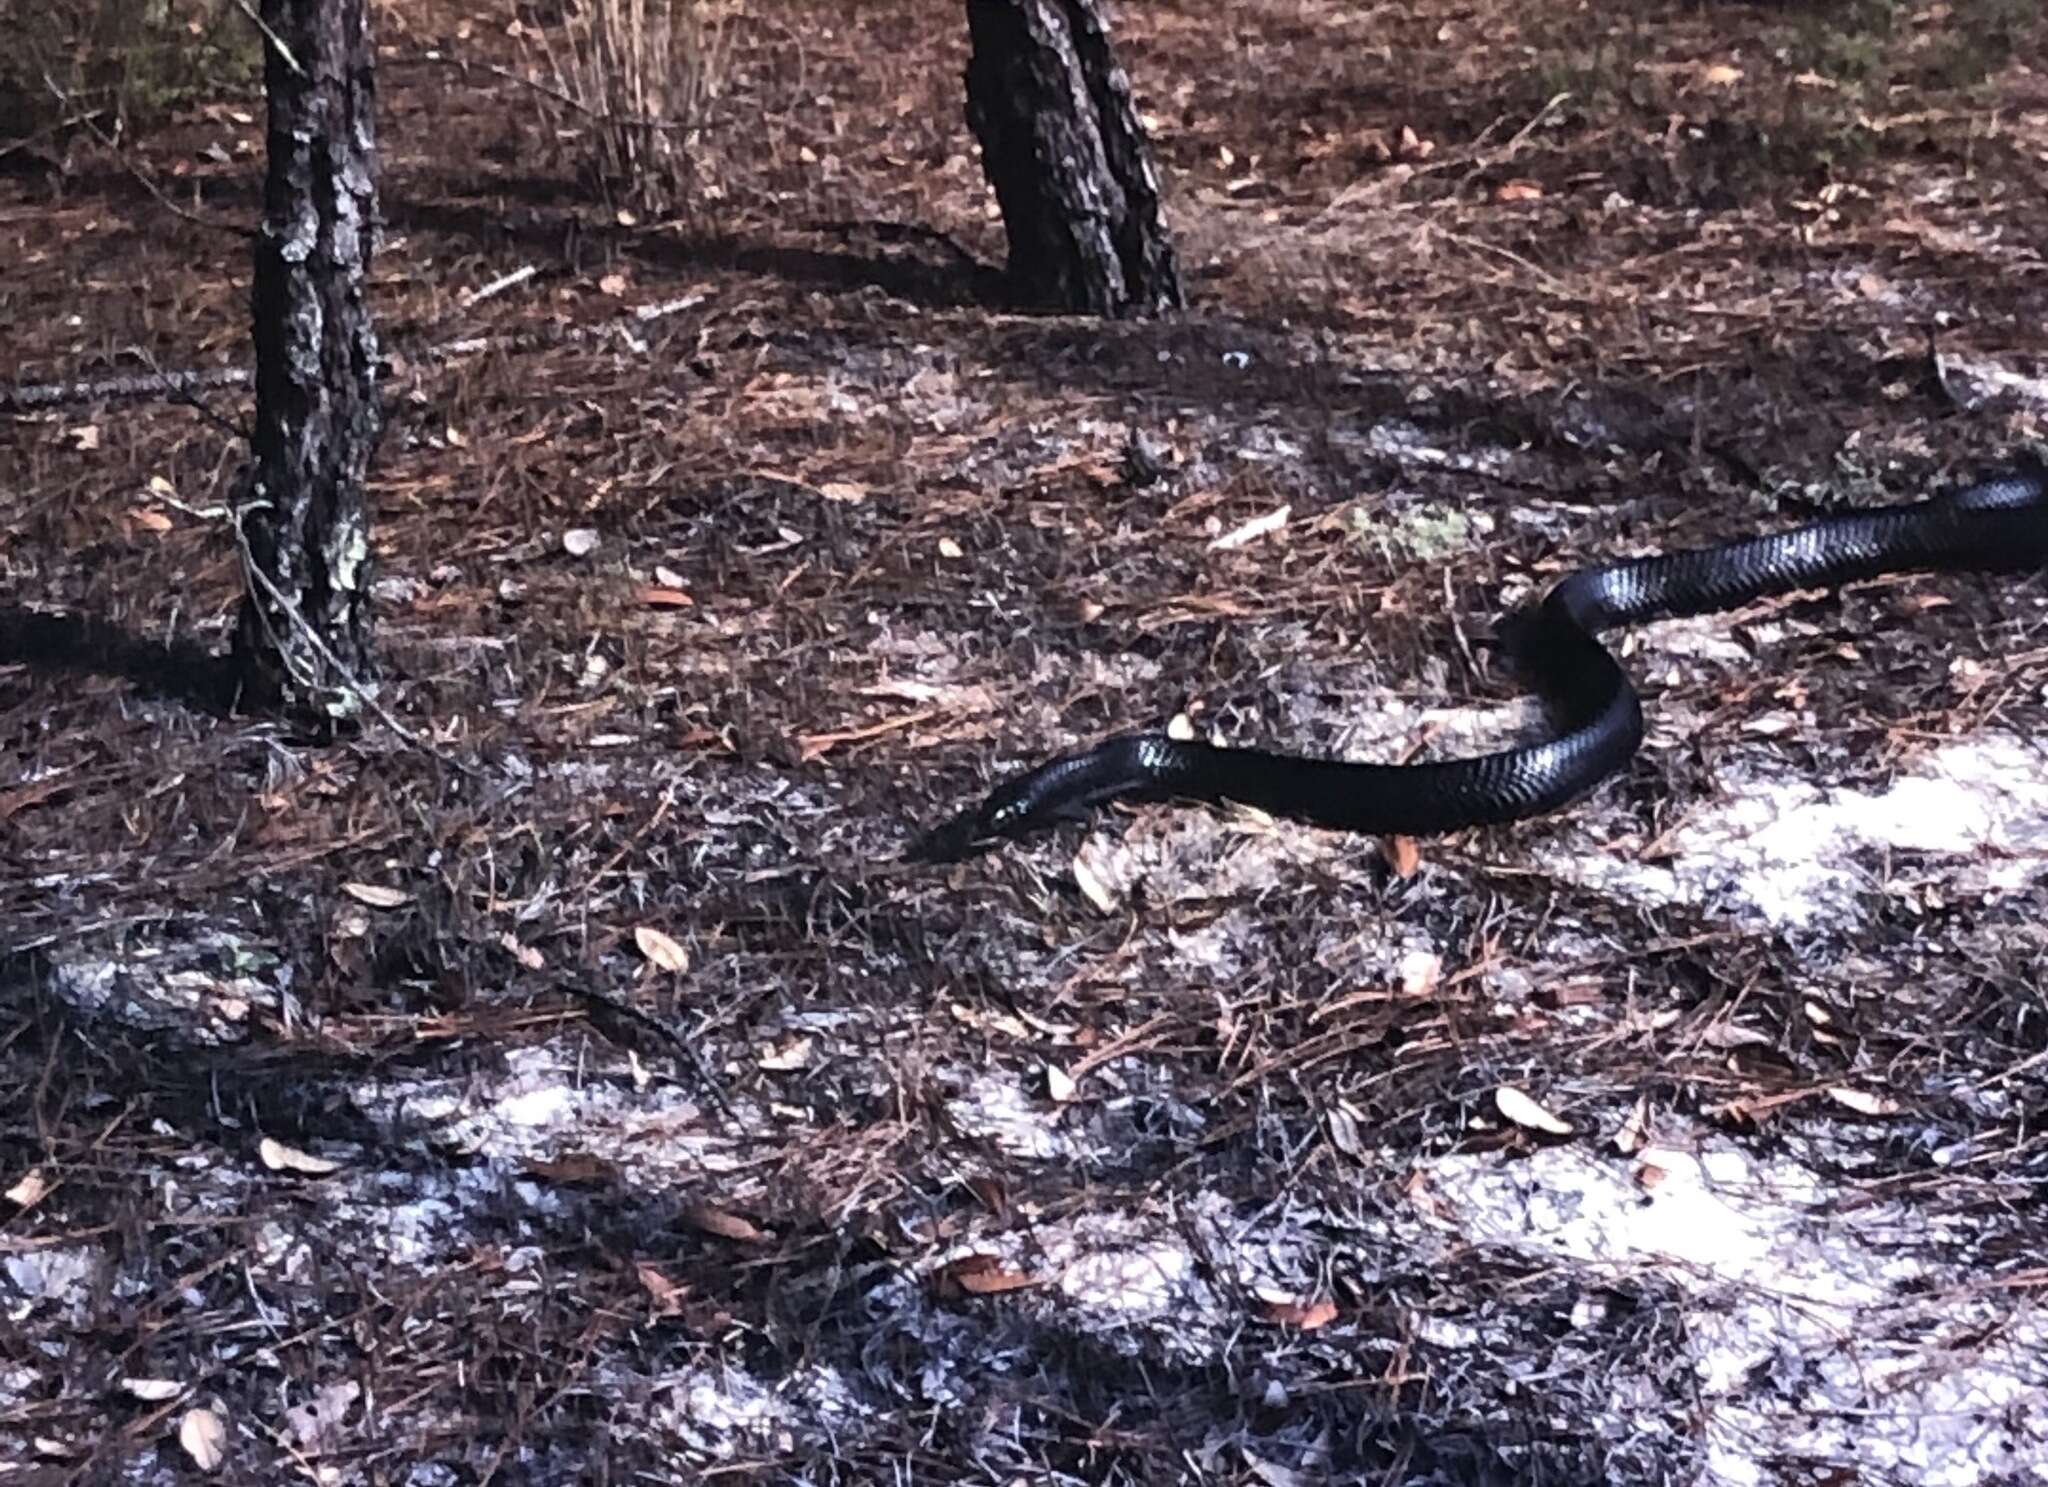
[{"x1": 523, "y1": 0, "x2": 733, "y2": 218}]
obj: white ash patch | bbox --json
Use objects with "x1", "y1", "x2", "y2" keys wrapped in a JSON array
[
  {"x1": 349, "y1": 1044, "x2": 753, "y2": 1184},
  {"x1": 34, "y1": 930, "x2": 285, "y2": 1040},
  {"x1": 2, "y1": 1243, "x2": 100, "y2": 1319},
  {"x1": 1418, "y1": 1124, "x2": 2048, "y2": 1487},
  {"x1": 638, "y1": 1358, "x2": 860, "y2": 1459},
  {"x1": 1552, "y1": 734, "x2": 2048, "y2": 927},
  {"x1": 1055, "y1": 1235, "x2": 1199, "y2": 1319},
  {"x1": 1350, "y1": 419, "x2": 1515, "y2": 477},
  {"x1": 946, "y1": 1071, "x2": 1075, "y2": 1161}
]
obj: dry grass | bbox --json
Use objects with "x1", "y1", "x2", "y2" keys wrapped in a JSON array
[{"x1": 524, "y1": 0, "x2": 733, "y2": 216}]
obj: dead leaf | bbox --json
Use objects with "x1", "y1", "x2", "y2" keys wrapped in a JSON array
[
  {"x1": 636, "y1": 1262, "x2": 687, "y2": 1316},
  {"x1": 66, "y1": 424, "x2": 101, "y2": 452},
  {"x1": 1257, "y1": 1291, "x2": 1339, "y2": 1330},
  {"x1": 1635, "y1": 1160, "x2": 1670, "y2": 1190},
  {"x1": 1209, "y1": 503, "x2": 1291, "y2": 552},
  {"x1": 1043, "y1": 1062, "x2": 1079, "y2": 1103},
  {"x1": 1701, "y1": 62, "x2": 1743, "y2": 86},
  {"x1": 258, "y1": 1138, "x2": 342, "y2": 1176},
  {"x1": 120, "y1": 1378, "x2": 186, "y2": 1403},
  {"x1": 1613, "y1": 1094, "x2": 1650, "y2": 1155},
  {"x1": 966, "y1": 1174, "x2": 1008, "y2": 1216},
  {"x1": 634, "y1": 924, "x2": 690, "y2": 973},
  {"x1": 1384, "y1": 834, "x2": 1421, "y2": 879},
  {"x1": 522, "y1": 1152, "x2": 620, "y2": 1185},
  {"x1": 817, "y1": 481, "x2": 868, "y2": 503},
  {"x1": 1827, "y1": 1086, "x2": 1900, "y2": 1118},
  {"x1": 1397, "y1": 949, "x2": 1441, "y2": 998},
  {"x1": 340, "y1": 882, "x2": 410, "y2": 909},
  {"x1": 937, "y1": 536, "x2": 964, "y2": 559},
  {"x1": 939, "y1": 1253, "x2": 1042, "y2": 1296},
  {"x1": 1495, "y1": 179, "x2": 1544, "y2": 202},
  {"x1": 598, "y1": 272, "x2": 629, "y2": 296},
  {"x1": 563, "y1": 527, "x2": 601, "y2": 557},
  {"x1": 1494, "y1": 1085, "x2": 1574, "y2": 1136},
  {"x1": 4, "y1": 1168, "x2": 51, "y2": 1208},
  {"x1": 1072, "y1": 849, "x2": 1120, "y2": 913},
  {"x1": 1395, "y1": 124, "x2": 1433, "y2": 160},
  {"x1": 758, "y1": 1034, "x2": 813, "y2": 1071},
  {"x1": 178, "y1": 1407, "x2": 228, "y2": 1472},
  {"x1": 497, "y1": 932, "x2": 544, "y2": 971},
  {"x1": 1326, "y1": 1104, "x2": 1363, "y2": 1158},
  {"x1": 1698, "y1": 1021, "x2": 1772, "y2": 1050},
  {"x1": 685, "y1": 1203, "x2": 769, "y2": 1244},
  {"x1": 638, "y1": 585, "x2": 694, "y2": 608},
  {"x1": 129, "y1": 507, "x2": 175, "y2": 534},
  {"x1": 0, "y1": 777, "x2": 68, "y2": 824},
  {"x1": 283, "y1": 1381, "x2": 358, "y2": 1451}
]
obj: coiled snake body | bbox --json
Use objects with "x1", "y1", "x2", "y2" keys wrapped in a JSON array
[{"x1": 917, "y1": 466, "x2": 2048, "y2": 861}]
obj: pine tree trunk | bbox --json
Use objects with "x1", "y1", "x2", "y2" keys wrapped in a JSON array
[
  {"x1": 964, "y1": 0, "x2": 1183, "y2": 316},
  {"x1": 234, "y1": 0, "x2": 383, "y2": 719}
]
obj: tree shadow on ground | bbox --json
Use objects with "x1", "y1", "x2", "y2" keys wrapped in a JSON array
[
  {"x1": 387, "y1": 194, "x2": 1011, "y2": 313},
  {"x1": 0, "y1": 604, "x2": 242, "y2": 715}
]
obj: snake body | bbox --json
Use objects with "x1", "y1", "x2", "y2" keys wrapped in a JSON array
[{"x1": 917, "y1": 467, "x2": 2048, "y2": 860}]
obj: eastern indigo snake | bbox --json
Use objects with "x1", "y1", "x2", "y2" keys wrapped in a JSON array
[{"x1": 917, "y1": 465, "x2": 2048, "y2": 861}]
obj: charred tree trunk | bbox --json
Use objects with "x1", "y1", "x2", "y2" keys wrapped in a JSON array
[
  {"x1": 964, "y1": 0, "x2": 1183, "y2": 316},
  {"x1": 234, "y1": 0, "x2": 383, "y2": 718}
]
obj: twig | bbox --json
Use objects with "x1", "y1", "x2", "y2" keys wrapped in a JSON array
[
  {"x1": 2, "y1": 294, "x2": 706, "y2": 413},
  {"x1": 460, "y1": 264, "x2": 538, "y2": 309},
  {"x1": 0, "y1": 106, "x2": 107, "y2": 166},
  {"x1": 38, "y1": 72, "x2": 252, "y2": 240},
  {"x1": 209, "y1": 492, "x2": 484, "y2": 778},
  {"x1": 228, "y1": 0, "x2": 304, "y2": 78}
]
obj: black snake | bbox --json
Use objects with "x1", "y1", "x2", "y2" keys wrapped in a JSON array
[{"x1": 916, "y1": 464, "x2": 2047, "y2": 861}]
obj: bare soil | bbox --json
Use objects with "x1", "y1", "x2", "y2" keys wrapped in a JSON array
[{"x1": 3, "y1": 2, "x2": 2047, "y2": 1484}]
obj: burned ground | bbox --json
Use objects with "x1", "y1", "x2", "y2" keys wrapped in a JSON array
[{"x1": 3, "y1": 1, "x2": 2047, "y2": 1484}]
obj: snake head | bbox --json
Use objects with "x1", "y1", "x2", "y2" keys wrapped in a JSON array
[{"x1": 909, "y1": 741, "x2": 1134, "y2": 863}]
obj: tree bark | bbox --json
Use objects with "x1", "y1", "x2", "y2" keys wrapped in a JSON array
[
  {"x1": 964, "y1": 0, "x2": 1183, "y2": 316},
  {"x1": 234, "y1": 0, "x2": 383, "y2": 719}
]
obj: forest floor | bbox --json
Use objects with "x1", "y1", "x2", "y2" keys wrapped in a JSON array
[{"x1": 4, "y1": 1, "x2": 2048, "y2": 1484}]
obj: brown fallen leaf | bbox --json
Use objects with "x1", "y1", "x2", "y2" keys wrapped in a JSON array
[
  {"x1": 636, "y1": 1262, "x2": 687, "y2": 1316},
  {"x1": 757, "y1": 1034, "x2": 813, "y2": 1072},
  {"x1": 685, "y1": 1203, "x2": 769, "y2": 1244},
  {"x1": 1042, "y1": 1062, "x2": 1079, "y2": 1103},
  {"x1": 497, "y1": 932, "x2": 544, "y2": 971},
  {"x1": 1258, "y1": 1292, "x2": 1340, "y2": 1330},
  {"x1": 0, "y1": 777, "x2": 69, "y2": 825},
  {"x1": 178, "y1": 1406, "x2": 228, "y2": 1472},
  {"x1": 1495, "y1": 179, "x2": 1544, "y2": 202},
  {"x1": 638, "y1": 585, "x2": 694, "y2": 608},
  {"x1": 1827, "y1": 1086, "x2": 1901, "y2": 1118},
  {"x1": 1384, "y1": 834, "x2": 1421, "y2": 879},
  {"x1": 938, "y1": 1253, "x2": 1042, "y2": 1297},
  {"x1": 635, "y1": 924, "x2": 690, "y2": 973},
  {"x1": 341, "y1": 882, "x2": 411, "y2": 910},
  {"x1": 257, "y1": 1138, "x2": 342, "y2": 1176},
  {"x1": 4, "y1": 1168, "x2": 52, "y2": 1209},
  {"x1": 1494, "y1": 1084, "x2": 1574, "y2": 1137},
  {"x1": 523, "y1": 1152, "x2": 621, "y2": 1186}
]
